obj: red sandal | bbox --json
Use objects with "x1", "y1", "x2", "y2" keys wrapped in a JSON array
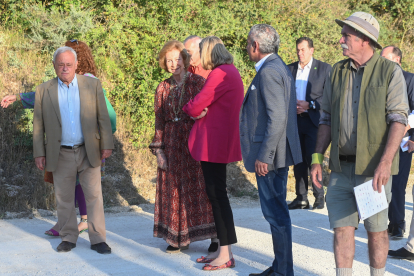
[
  {"x1": 202, "y1": 258, "x2": 235, "y2": 271},
  {"x1": 196, "y1": 256, "x2": 215, "y2": 263}
]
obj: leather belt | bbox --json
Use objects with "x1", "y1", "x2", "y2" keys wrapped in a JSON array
[
  {"x1": 298, "y1": 113, "x2": 309, "y2": 117},
  {"x1": 339, "y1": 155, "x2": 356, "y2": 163},
  {"x1": 61, "y1": 144, "x2": 84, "y2": 150}
]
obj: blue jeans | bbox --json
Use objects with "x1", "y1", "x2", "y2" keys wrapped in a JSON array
[{"x1": 256, "y1": 167, "x2": 294, "y2": 276}]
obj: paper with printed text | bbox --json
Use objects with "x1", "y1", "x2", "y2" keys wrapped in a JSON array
[{"x1": 354, "y1": 180, "x2": 388, "y2": 220}]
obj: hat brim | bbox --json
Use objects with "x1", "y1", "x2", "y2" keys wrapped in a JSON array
[{"x1": 335, "y1": 19, "x2": 382, "y2": 49}]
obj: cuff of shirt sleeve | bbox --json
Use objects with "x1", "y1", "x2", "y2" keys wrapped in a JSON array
[
  {"x1": 319, "y1": 110, "x2": 331, "y2": 126},
  {"x1": 408, "y1": 112, "x2": 414, "y2": 128},
  {"x1": 386, "y1": 113, "x2": 408, "y2": 126}
]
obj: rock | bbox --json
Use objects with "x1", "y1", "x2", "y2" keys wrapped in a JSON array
[
  {"x1": 129, "y1": 205, "x2": 142, "y2": 212},
  {"x1": 37, "y1": 209, "x2": 54, "y2": 217}
]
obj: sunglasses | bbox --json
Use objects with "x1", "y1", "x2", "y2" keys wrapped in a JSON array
[{"x1": 70, "y1": 39, "x2": 79, "y2": 45}]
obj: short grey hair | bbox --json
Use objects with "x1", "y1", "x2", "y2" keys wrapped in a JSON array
[
  {"x1": 183, "y1": 35, "x2": 202, "y2": 44},
  {"x1": 53, "y1": 46, "x2": 77, "y2": 63},
  {"x1": 249, "y1": 24, "x2": 280, "y2": 54}
]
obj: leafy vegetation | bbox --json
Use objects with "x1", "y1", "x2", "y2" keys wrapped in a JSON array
[
  {"x1": 1, "y1": 0, "x2": 414, "y2": 212},
  {"x1": 2, "y1": 0, "x2": 414, "y2": 146}
]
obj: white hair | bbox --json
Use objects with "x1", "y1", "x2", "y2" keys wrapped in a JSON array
[
  {"x1": 249, "y1": 24, "x2": 280, "y2": 54},
  {"x1": 183, "y1": 35, "x2": 202, "y2": 45},
  {"x1": 53, "y1": 46, "x2": 77, "y2": 63}
]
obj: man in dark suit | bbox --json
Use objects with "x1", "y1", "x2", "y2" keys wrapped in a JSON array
[
  {"x1": 287, "y1": 37, "x2": 332, "y2": 210},
  {"x1": 241, "y1": 24, "x2": 302, "y2": 276},
  {"x1": 382, "y1": 46, "x2": 414, "y2": 252}
]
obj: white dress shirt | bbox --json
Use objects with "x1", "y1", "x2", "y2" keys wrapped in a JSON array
[
  {"x1": 295, "y1": 57, "x2": 313, "y2": 102},
  {"x1": 255, "y1": 54, "x2": 272, "y2": 72},
  {"x1": 58, "y1": 75, "x2": 84, "y2": 146}
]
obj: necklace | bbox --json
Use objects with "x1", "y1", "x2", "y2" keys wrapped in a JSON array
[{"x1": 170, "y1": 72, "x2": 188, "y2": 122}]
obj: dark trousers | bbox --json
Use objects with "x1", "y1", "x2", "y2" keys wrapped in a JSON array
[
  {"x1": 200, "y1": 161, "x2": 237, "y2": 246},
  {"x1": 389, "y1": 149, "x2": 413, "y2": 228},
  {"x1": 256, "y1": 168, "x2": 293, "y2": 276},
  {"x1": 293, "y1": 115, "x2": 323, "y2": 201}
]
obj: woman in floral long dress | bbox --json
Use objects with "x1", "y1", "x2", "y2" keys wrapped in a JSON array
[{"x1": 149, "y1": 40, "x2": 217, "y2": 253}]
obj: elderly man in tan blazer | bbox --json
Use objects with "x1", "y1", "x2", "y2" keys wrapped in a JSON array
[{"x1": 33, "y1": 46, "x2": 114, "y2": 254}]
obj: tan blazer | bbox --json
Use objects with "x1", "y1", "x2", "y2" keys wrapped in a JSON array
[{"x1": 33, "y1": 74, "x2": 114, "y2": 172}]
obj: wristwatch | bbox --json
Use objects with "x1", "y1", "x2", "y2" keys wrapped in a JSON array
[{"x1": 310, "y1": 100, "x2": 316, "y2": 110}]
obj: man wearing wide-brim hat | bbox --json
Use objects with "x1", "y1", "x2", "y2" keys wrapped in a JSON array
[{"x1": 310, "y1": 12, "x2": 409, "y2": 276}]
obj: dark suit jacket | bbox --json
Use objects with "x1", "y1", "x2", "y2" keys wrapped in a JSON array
[
  {"x1": 287, "y1": 58, "x2": 332, "y2": 127},
  {"x1": 403, "y1": 70, "x2": 414, "y2": 141}
]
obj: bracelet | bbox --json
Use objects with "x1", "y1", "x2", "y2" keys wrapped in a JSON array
[{"x1": 311, "y1": 153, "x2": 324, "y2": 165}]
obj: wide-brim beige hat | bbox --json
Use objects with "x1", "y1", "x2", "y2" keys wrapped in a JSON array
[{"x1": 335, "y1": 12, "x2": 382, "y2": 49}]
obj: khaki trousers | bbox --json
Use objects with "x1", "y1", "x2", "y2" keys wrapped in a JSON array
[
  {"x1": 405, "y1": 186, "x2": 414, "y2": 252},
  {"x1": 52, "y1": 146, "x2": 106, "y2": 244}
]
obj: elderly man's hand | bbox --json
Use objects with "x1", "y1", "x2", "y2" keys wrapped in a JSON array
[
  {"x1": 101, "y1": 149, "x2": 112, "y2": 160},
  {"x1": 255, "y1": 160, "x2": 269, "y2": 176},
  {"x1": 404, "y1": 140, "x2": 414, "y2": 153},
  {"x1": 35, "y1": 157, "x2": 46, "y2": 171},
  {"x1": 372, "y1": 160, "x2": 392, "y2": 193},
  {"x1": 311, "y1": 164, "x2": 323, "y2": 189},
  {"x1": 1, "y1": 95, "x2": 17, "y2": 108},
  {"x1": 297, "y1": 100, "x2": 309, "y2": 114}
]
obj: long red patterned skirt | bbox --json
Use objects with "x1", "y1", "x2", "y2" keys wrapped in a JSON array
[{"x1": 153, "y1": 119, "x2": 217, "y2": 247}]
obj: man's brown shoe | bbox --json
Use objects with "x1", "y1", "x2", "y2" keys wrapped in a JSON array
[{"x1": 57, "y1": 241, "x2": 76, "y2": 252}]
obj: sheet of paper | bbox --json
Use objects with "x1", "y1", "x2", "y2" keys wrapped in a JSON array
[
  {"x1": 354, "y1": 180, "x2": 388, "y2": 221},
  {"x1": 400, "y1": 136, "x2": 410, "y2": 152}
]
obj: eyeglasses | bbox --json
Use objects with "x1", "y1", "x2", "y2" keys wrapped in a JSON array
[{"x1": 70, "y1": 39, "x2": 78, "y2": 45}]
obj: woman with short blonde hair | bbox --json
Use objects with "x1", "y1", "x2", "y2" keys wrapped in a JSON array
[
  {"x1": 150, "y1": 40, "x2": 217, "y2": 253},
  {"x1": 199, "y1": 36, "x2": 233, "y2": 70},
  {"x1": 183, "y1": 36, "x2": 244, "y2": 271}
]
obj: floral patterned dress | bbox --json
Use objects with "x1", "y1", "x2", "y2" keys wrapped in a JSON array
[{"x1": 149, "y1": 73, "x2": 217, "y2": 247}]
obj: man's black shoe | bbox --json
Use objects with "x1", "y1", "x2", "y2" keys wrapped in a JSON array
[
  {"x1": 313, "y1": 198, "x2": 325, "y2": 210},
  {"x1": 390, "y1": 226, "x2": 405, "y2": 239},
  {"x1": 388, "y1": 247, "x2": 414, "y2": 260},
  {"x1": 249, "y1": 266, "x2": 273, "y2": 276},
  {"x1": 91, "y1": 242, "x2": 112, "y2": 254},
  {"x1": 57, "y1": 241, "x2": 76, "y2": 252},
  {"x1": 208, "y1": 242, "x2": 219, "y2": 252},
  {"x1": 288, "y1": 198, "x2": 309, "y2": 210}
]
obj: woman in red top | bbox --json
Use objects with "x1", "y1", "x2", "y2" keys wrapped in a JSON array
[{"x1": 183, "y1": 36, "x2": 244, "y2": 271}]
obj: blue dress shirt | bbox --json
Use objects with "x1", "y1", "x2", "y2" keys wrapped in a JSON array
[{"x1": 58, "y1": 75, "x2": 84, "y2": 146}]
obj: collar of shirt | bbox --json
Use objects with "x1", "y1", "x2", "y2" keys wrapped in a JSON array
[
  {"x1": 298, "y1": 57, "x2": 313, "y2": 70},
  {"x1": 255, "y1": 54, "x2": 272, "y2": 72},
  {"x1": 58, "y1": 74, "x2": 78, "y2": 89}
]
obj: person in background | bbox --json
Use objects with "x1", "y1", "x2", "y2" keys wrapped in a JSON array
[
  {"x1": 184, "y1": 35, "x2": 211, "y2": 79},
  {"x1": 381, "y1": 46, "x2": 414, "y2": 240},
  {"x1": 383, "y1": 46, "x2": 414, "y2": 260},
  {"x1": 311, "y1": 12, "x2": 409, "y2": 276},
  {"x1": 33, "y1": 46, "x2": 114, "y2": 254},
  {"x1": 183, "y1": 36, "x2": 244, "y2": 271},
  {"x1": 287, "y1": 37, "x2": 332, "y2": 210},
  {"x1": 241, "y1": 24, "x2": 302, "y2": 276},
  {"x1": 149, "y1": 40, "x2": 217, "y2": 254},
  {"x1": 0, "y1": 40, "x2": 117, "y2": 237},
  {"x1": 183, "y1": 35, "x2": 218, "y2": 252}
]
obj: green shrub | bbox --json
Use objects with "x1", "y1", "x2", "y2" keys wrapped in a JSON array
[
  {"x1": 21, "y1": 4, "x2": 95, "y2": 52},
  {"x1": 2, "y1": 0, "x2": 414, "y2": 148}
]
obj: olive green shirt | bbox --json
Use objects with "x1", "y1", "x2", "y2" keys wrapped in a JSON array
[{"x1": 320, "y1": 60, "x2": 408, "y2": 156}]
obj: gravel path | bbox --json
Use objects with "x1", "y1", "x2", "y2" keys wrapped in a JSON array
[{"x1": 1, "y1": 194, "x2": 414, "y2": 275}]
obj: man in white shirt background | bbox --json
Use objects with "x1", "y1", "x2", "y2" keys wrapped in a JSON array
[{"x1": 287, "y1": 37, "x2": 332, "y2": 210}]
